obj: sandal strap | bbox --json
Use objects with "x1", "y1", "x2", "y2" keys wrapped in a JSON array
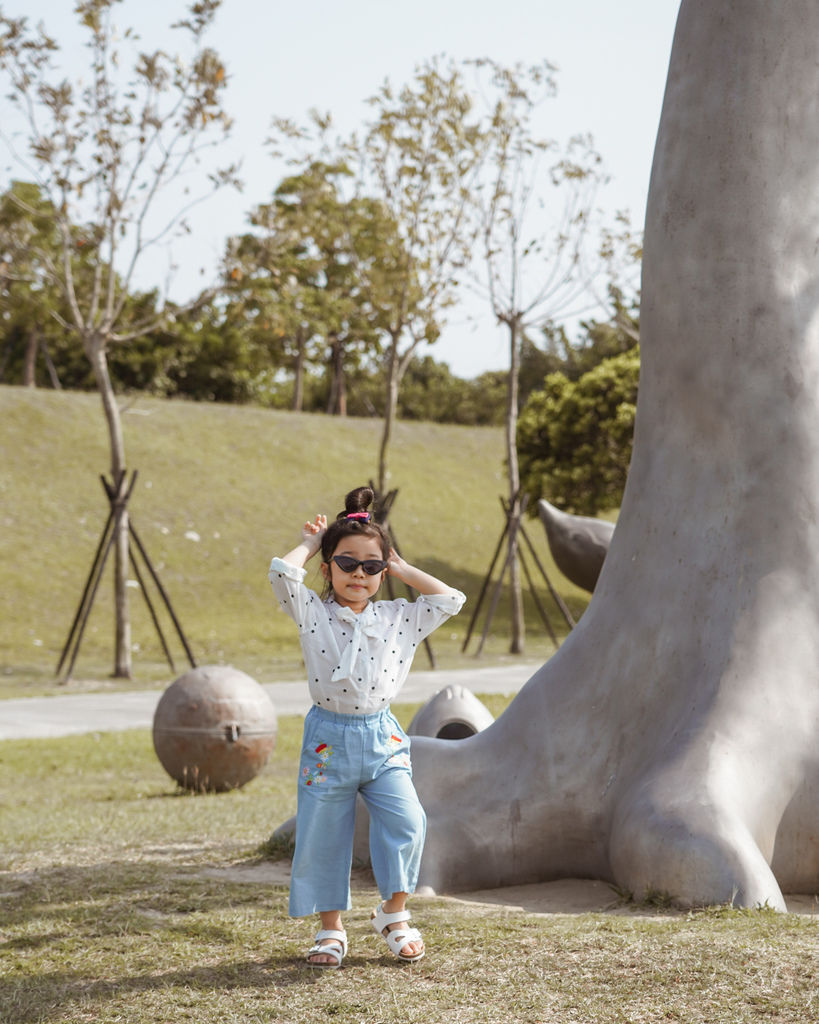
[
  {"x1": 315, "y1": 928, "x2": 347, "y2": 949},
  {"x1": 371, "y1": 903, "x2": 411, "y2": 931},
  {"x1": 306, "y1": 929, "x2": 348, "y2": 966},
  {"x1": 383, "y1": 926, "x2": 422, "y2": 956},
  {"x1": 371, "y1": 904, "x2": 424, "y2": 961}
]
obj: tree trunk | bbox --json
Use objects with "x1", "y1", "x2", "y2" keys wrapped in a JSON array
[
  {"x1": 326, "y1": 333, "x2": 347, "y2": 416},
  {"x1": 377, "y1": 335, "x2": 400, "y2": 496},
  {"x1": 505, "y1": 316, "x2": 525, "y2": 654},
  {"x1": 337, "y1": 354, "x2": 347, "y2": 417},
  {"x1": 23, "y1": 326, "x2": 39, "y2": 386},
  {"x1": 292, "y1": 327, "x2": 305, "y2": 412},
  {"x1": 87, "y1": 337, "x2": 132, "y2": 680},
  {"x1": 397, "y1": 0, "x2": 819, "y2": 908},
  {"x1": 40, "y1": 338, "x2": 62, "y2": 389}
]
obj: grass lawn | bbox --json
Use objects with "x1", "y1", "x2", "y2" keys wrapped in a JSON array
[
  {"x1": 0, "y1": 385, "x2": 586, "y2": 700},
  {"x1": 2, "y1": 708, "x2": 817, "y2": 1024}
]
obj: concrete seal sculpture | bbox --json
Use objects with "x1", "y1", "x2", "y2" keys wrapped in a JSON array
[{"x1": 537, "y1": 499, "x2": 614, "y2": 593}]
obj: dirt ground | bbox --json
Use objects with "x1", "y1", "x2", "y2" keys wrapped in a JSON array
[{"x1": 201, "y1": 861, "x2": 819, "y2": 917}]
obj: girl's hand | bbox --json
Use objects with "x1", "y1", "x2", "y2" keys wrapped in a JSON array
[
  {"x1": 301, "y1": 514, "x2": 327, "y2": 552},
  {"x1": 386, "y1": 547, "x2": 409, "y2": 580},
  {"x1": 386, "y1": 547, "x2": 457, "y2": 596},
  {"x1": 279, "y1": 515, "x2": 327, "y2": 570}
]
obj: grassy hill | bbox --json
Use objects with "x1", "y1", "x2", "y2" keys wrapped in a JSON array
[{"x1": 0, "y1": 385, "x2": 590, "y2": 698}]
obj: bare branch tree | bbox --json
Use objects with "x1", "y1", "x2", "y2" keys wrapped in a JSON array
[
  {"x1": 349, "y1": 57, "x2": 486, "y2": 496},
  {"x1": 0, "y1": 0, "x2": 239, "y2": 678},
  {"x1": 469, "y1": 58, "x2": 640, "y2": 654}
]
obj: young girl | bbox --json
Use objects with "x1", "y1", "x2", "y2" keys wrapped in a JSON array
[{"x1": 268, "y1": 486, "x2": 465, "y2": 968}]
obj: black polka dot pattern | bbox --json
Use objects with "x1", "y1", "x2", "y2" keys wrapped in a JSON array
[{"x1": 267, "y1": 558, "x2": 465, "y2": 712}]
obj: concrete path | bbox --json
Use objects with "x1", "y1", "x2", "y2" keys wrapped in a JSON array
[{"x1": 0, "y1": 663, "x2": 541, "y2": 740}]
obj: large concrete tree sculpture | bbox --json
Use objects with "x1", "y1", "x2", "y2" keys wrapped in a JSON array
[{"x1": 407, "y1": 0, "x2": 819, "y2": 908}]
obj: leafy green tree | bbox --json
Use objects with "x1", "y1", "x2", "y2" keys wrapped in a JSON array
[
  {"x1": 0, "y1": 181, "x2": 78, "y2": 387},
  {"x1": 461, "y1": 370, "x2": 509, "y2": 426},
  {"x1": 341, "y1": 355, "x2": 506, "y2": 426},
  {"x1": 0, "y1": 180, "x2": 167, "y2": 390},
  {"x1": 268, "y1": 61, "x2": 504, "y2": 494},
  {"x1": 517, "y1": 331, "x2": 570, "y2": 407},
  {"x1": 140, "y1": 298, "x2": 270, "y2": 403},
  {"x1": 227, "y1": 161, "x2": 391, "y2": 414},
  {"x1": 0, "y1": 0, "x2": 237, "y2": 678},
  {"x1": 554, "y1": 289, "x2": 640, "y2": 381},
  {"x1": 392, "y1": 356, "x2": 483, "y2": 424},
  {"x1": 517, "y1": 345, "x2": 640, "y2": 515}
]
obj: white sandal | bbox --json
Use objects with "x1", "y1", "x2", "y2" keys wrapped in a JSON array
[
  {"x1": 305, "y1": 928, "x2": 347, "y2": 969},
  {"x1": 370, "y1": 903, "x2": 425, "y2": 963}
]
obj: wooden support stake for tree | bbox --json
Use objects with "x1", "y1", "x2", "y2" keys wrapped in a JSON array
[
  {"x1": 461, "y1": 515, "x2": 509, "y2": 653},
  {"x1": 370, "y1": 481, "x2": 436, "y2": 669},
  {"x1": 57, "y1": 469, "x2": 196, "y2": 681},
  {"x1": 127, "y1": 541, "x2": 176, "y2": 674},
  {"x1": 472, "y1": 494, "x2": 528, "y2": 657},
  {"x1": 56, "y1": 501, "x2": 116, "y2": 679},
  {"x1": 58, "y1": 472, "x2": 133, "y2": 681},
  {"x1": 473, "y1": 551, "x2": 510, "y2": 658},
  {"x1": 128, "y1": 520, "x2": 197, "y2": 670},
  {"x1": 465, "y1": 491, "x2": 576, "y2": 657},
  {"x1": 503, "y1": 496, "x2": 576, "y2": 631},
  {"x1": 518, "y1": 544, "x2": 559, "y2": 646},
  {"x1": 517, "y1": 519, "x2": 576, "y2": 630}
]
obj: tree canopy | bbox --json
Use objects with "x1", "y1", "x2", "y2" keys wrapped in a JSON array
[{"x1": 517, "y1": 343, "x2": 640, "y2": 515}]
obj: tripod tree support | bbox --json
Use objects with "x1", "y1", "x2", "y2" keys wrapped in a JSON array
[
  {"x1": 462, "y1": 492, "x2": 574, "y2": 657},
  {"x1": 370, "y1": 481, "x2": 436, "y2": 669},
  {"x1": 56, "y1": 470, "x2": 196, "y2": 682}
]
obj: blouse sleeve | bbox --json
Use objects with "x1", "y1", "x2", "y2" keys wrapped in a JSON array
[
  {"x1": 398, "y1": 589, "x2": 467, "y2": 645},
  {"x1": 268, "y1": 556, "x2": 319, "y2": 629}
]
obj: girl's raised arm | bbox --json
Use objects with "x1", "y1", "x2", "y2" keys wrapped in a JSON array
[
  {"x1": 386, "y1": 548, "x2": 458, "y2": 596},
  {"x1": 280, "y1": 514, "x2": 327, "y2": 569}
]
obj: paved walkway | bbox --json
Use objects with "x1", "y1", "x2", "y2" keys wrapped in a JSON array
[{"x1": 0, "y1": 663, "x2": 541, "y2": 740}]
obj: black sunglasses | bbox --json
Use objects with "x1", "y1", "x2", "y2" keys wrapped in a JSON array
[{"x1": 331, "y1": 555, "x2": 388, "y2": 575}]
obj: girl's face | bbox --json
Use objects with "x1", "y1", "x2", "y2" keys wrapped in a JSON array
[{"x1": 321, "y1": 533, "x2": 387, "y2": 613}]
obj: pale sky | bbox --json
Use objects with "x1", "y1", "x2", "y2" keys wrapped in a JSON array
[{"x1": 0, "y1": 0, "x2": 682, "y2": 377}]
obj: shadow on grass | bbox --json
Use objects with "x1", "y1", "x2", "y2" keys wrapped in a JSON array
[
  {"x1": 1, "y1": 947, "x2": 421, "y2": 1024},
  {"x1": 1, "y1": 851, "x2": 434, "y2": 1021},
  {"x1": 1, "y1": 962, "x2": 269, "y2": 1024},
  {"x1": 0, "y1": 858, "x2": 304, "y2": 1023}
]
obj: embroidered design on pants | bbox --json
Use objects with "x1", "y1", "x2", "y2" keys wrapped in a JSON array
[
  {"x1": 386, "y1": 733, "x2": 411, "y2": 770},
  {"x1": 303, "y1": 742, "x2": 333, "y2": 786}
]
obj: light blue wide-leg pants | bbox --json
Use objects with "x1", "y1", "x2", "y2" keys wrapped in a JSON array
[{"x1": 289, "y1": 706, "x2": 427, "y2": 918}]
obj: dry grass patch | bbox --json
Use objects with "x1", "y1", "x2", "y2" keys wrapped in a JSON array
[{"x1": 2, "y1": 865, "x2": 817, "y2": 1024}]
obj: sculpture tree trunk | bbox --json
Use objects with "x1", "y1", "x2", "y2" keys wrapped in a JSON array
[{"x1": 408, "y1": 0, "x2": 819, "y2": 908}]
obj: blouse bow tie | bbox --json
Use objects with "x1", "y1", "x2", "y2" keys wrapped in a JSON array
[{"x1": 332, "y1": 605, "x2": 382, "y2": 682}]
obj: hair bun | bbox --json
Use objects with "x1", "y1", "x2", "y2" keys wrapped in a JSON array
[{"x1": 337, "y1": 485, "x2": 374, "y2": 521}]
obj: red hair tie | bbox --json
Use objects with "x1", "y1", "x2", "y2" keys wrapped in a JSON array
[{"x1": 345, "y1": 511, "x2": 370, "y2": 521}]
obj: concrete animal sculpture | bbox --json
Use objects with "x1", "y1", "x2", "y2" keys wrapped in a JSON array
[
  {"x1": 379, "y1": 0, "x2": 819, "y2": 909},
  {"x1": 537, "y1": 499, "x2": 614, "y2": 593}
]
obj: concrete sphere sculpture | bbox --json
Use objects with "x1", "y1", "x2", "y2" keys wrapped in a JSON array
[
  {"x1": 371, "y1": 0, "x2": 819, "y2": 908},
  {"x1": 153, "y1": 665, "x2": 277, "y2": 792}
]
